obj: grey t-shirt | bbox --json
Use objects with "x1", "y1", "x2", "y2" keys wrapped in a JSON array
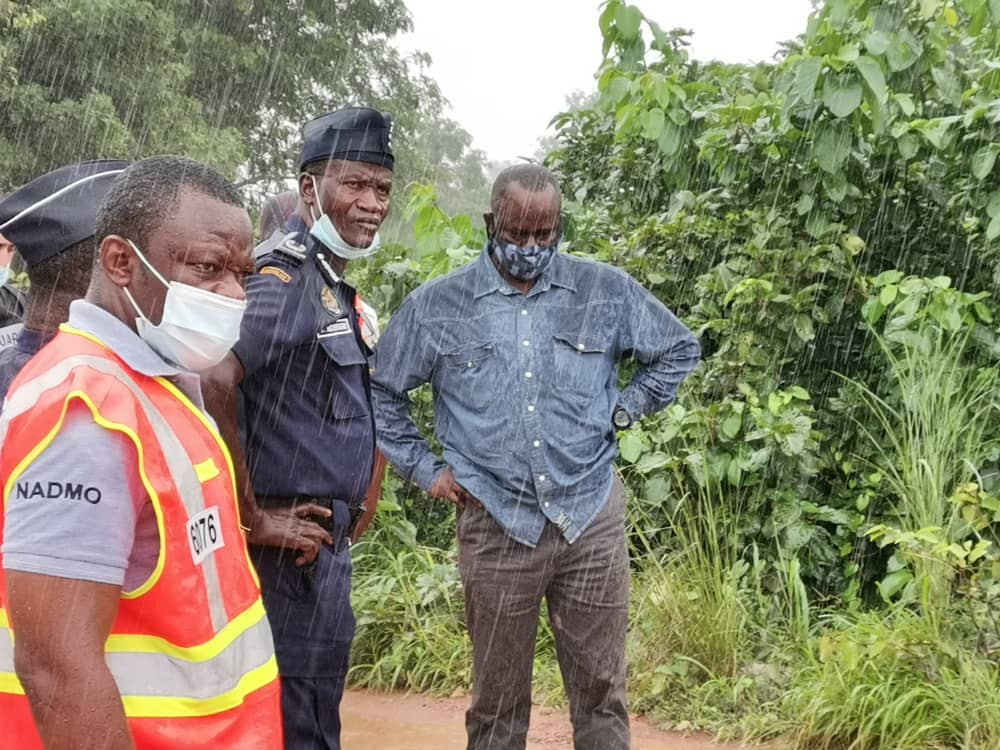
[{"x1": 1, "y1": 300, "x2": 211, "y2": 590}]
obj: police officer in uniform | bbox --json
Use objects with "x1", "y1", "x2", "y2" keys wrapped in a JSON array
[
  {"x1": 0, "y1": 161, "x2": 128, "y2": 399},
  {"x1": 205, "y1": 107, "x2": 394, "y2": 749},
  {"x1": 0, "y1": 231, "x2": 25, "y2": 339}
]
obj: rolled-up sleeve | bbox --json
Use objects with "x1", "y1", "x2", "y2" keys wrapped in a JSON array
[
  {"x1": 616, "y1": 275, "x2": 701, "y2": 418},
  {"x1": 371, "y1": 297, "x2": 447, "y2": 492}
]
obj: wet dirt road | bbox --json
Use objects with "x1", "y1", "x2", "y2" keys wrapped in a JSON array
[{"x1": 340, "y1": 690, "x2": 756, "y2": 749}]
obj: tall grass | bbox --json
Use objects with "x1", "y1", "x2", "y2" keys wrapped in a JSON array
[
  {"x1": 624, "y1": 455, "x2": 809, "y2": 732},
  {"x1": 778, "y1": 609, "x2": 1000, "y2": 750},
  {"x1": 846, "y1": 327, "x2": 998, "y2": 615}
]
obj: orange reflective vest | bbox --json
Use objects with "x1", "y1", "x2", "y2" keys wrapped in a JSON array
[{"x1": 0, "y1": 325, "x2": 282, "y2": 749}]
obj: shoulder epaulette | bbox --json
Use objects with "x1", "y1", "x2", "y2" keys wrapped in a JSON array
[
  {"x1": 253, "y1": 229, "x2": 285, "y2": 261},
  {"x1": 255, "y1": 230, "x2": 308, "y2": 266},
  {"x1": 275, "y1": 234, "x2": 309, "y2": 265}
]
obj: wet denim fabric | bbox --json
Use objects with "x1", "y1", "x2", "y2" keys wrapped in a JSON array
[{"x1": 372, "y1": 246, "x2": 700, "y2": 547}]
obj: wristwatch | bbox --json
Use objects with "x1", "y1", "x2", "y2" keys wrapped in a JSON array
[{"x1": 612, "y1": 406, "x2": 633, "y2": 431}]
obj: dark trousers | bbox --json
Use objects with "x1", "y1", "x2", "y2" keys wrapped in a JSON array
[
  {"x1": 253, "y1": 535, "x2": 355, "y2": 750},
  {"x1": 457, "y1": 476, "x2": 631, "y2": 750}
]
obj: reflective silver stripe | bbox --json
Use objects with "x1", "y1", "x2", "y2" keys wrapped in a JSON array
[
  {"x1": 2, "y1": 354, "x2": 228, "y2": 631},
  {"x1": 0, "y1": 611, "x2": 273, "y2": 701}
]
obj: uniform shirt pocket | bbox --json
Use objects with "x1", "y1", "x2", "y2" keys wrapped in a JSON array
[{"x1": 316, "y1": 330, "x2": 369, "y2": 419}]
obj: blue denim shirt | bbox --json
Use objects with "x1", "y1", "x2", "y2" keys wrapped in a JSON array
[{"x1": 371, "y1": 247, "x2": 700, "y2": 546}]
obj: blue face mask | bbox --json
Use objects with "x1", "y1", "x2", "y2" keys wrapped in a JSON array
[
  {"x1": 0, "y1": 267, "x2": 10, "y2": 287},
  {"x1": 490, "y1": 238, "x2": 560, "y2": 281}
]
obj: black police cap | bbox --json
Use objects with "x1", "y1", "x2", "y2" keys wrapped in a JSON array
[
  {"x1": 299, "y1": 107, "x2": 394, "y2": 173},
  {"x1": 0, "y1": 160, "x2": 130, "y2": 267}
]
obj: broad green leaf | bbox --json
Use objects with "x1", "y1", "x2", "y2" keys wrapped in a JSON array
[
  {"x1": 823, "y1": 75, "x2": 863, "y2": 118},
  {"x1": 636, "y1": 451, "x2": 671, "y2": 474},
  {"x1": 991, "y1": 0, "x2": 1000, "y2": 21},
  {"x1": 602, "y1": 75, "x2": 632, "y2": 105},
  {"x1": 599, "y1": 0, "x2": 619, "y2": 37},
  {"x1": 615, "y1": 4, "x2": 642, "y2": 39},
  {"x1": 897, "y1": 133, "x2": 920, "y2": 159},
  {"x1": 987, "y1": 190, "x2": 1000, "y2": 219},
  {"x1": 794, "y1": 57, "x2": 823, "y2": 103},
  {"x1": 834, "y1": 43, "x2": 860, "y2": 64},
  {"x1": 919, "y1": 0, "x2": 944, "y2": 16},
  {"x1": 875, "y1": 269, "x2": 904, "y2": 285},
  {"x1": 914, "y1": 117, "x2": 958, "y2": 150},
  {"x1": 794, "y1": 314, "x2": 815, "y2": 342},
  {"x1": 894, "y1": 93, "x2": 916, "y2": 116},
  {"x1": 931, "y1": 66, "x2": 962, "y2": 108},
  {"x1": 796, "y1": 194, "x2": 814, "y2": 215},
  {"x1": 886, "y1": 29, "x2": 922, "y2": 72},
  {"x1": 824, "y1": 171, "x2": 848, "y2": 202},
  {"x1": 805, "y1": 210, "x2": 832, "y2": 238},
  {"x1": 814, "y1": 120, "x2": 852, "y2": 173},
  {"x1": 878, "y1": 569, "x2": 913, "y2": 600},
  {"x1": 642, "y1": 476, "x2": 670, "y2": 506},
  {"x1": 880, "y1": 284, "x2": 898, "y2": 305},
  {"x1": 971, "y1": 145, "x2": 997, "y2": 180},
  {"x1": 657, "y1": 122, "x2": 682, "y2": 156},
  {"x1": 863, "y1": 30, "x2": 892, "y2": 55},
  {"x1": 854, "y1": 55, "x2": 887, "y2": 103},
  {"x1": 618, "y1": 430, "x2": 645, "y2": 463},
  {"x1": 721, "y1": 412, "x2": 742, "y2": 440},
  {"x1": 987, "y1": 215, "x2": 1000, "y2": 242},
  {"x1": 641, "y1": 107, "x2": 665, "y2": 140}
]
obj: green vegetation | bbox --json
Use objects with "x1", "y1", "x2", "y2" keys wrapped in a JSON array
[
  {"x1": 2, "y1": 0, "x2": 997, "y2": 744},
  {"x1": 351, "y1": 1, "x2": 1000, "y2": 747}
]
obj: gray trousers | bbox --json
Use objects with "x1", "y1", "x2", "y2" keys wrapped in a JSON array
[{"x1": 457, "y1": 476, "x2": 630, "y2": 750}]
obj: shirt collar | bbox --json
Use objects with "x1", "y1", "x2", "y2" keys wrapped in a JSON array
[
  {"x1": 65, "y1": 300, "x2": 183, "y2": 378},
  {"x1": 472, "y1": 243, "x2": 576, "y2": 299}
]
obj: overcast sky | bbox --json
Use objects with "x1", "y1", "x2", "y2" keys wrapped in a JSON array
[{"x1": 395, "y1": 0, "x2": 813, "y2": 161}]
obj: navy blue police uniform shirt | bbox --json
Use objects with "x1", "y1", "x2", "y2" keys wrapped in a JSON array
[
  {"x1": 233, "y1": 214, "x2": 375, "y2": 505},
  {"x1": 0, "y1": 328, "x2": 54, "y2": 402}
]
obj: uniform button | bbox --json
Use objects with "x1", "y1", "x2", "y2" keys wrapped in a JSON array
[
  {"x1": 576, "y1": 343, "x2": 585, "y2": 351},
  {"x1": 521, "y1": 309, "x2": 528, "y2": 315},
  {"x1": 533, "y1": 440, "x2": 541, "y2": 448},
  {"x1": 538, "y1": 474, "x2": 546, "y2": 482},
  {"x1": 544, "y1": 501, "x2": 550, "y2": 508},
  {"x1": 527, "y1": 404, "x2": 535, "y2": 412},
  {"x1": 525, "y1": 371, "x2": 533, "y2": 379},
  {"x1": 522, "y1": 339, "x2": 530, "y2": 347},
  {"x1": 467, "y1": 361, "x2": 474, "y2": 368}
]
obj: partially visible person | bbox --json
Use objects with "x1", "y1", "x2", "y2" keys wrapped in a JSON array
[
  {"x1": 0, "y1": 156, "x2": 282, "y2": 749},
  {"x1": 0, "y1": 230, "x2": 25, "y2": 336},
  {"x1": 0, "y1": 160, "x2": 129, "y2": 400},
  {"x1": 372, "y1": 164, "x2": 701, "y2": 750},
  {"x1": 259, "y1": 189, "x2": 298, "y2": 241}
]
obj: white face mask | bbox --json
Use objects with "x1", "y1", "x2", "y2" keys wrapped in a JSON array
[
  {"x1": 122, "y1": 240, "x2": 247, "y2": 372},
  {"x1": 0, "y1": 267, "x2": 9, "y2": 286},
  {"x1": 308, "y1": 175, "x2": 381, "y2": 260}
]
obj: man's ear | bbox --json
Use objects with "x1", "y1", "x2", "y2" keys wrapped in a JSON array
[
  {"x1": 299, "y1": 172, "x2": 317, "y2": 208},
  {"x1": 483, "y1": 212, "x2": 495, "y2": 237},
  {"x1": 100, "y1": 235, "x2": 138, "y2": 288}
]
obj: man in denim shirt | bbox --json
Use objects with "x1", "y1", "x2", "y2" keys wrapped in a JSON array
[{"x1": 372, "y1": 164, "x2": 700, "y2": 750}]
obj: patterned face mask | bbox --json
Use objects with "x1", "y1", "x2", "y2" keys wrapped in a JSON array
[{"x1": 490, "y1": 238, "x2": 560, "y2": 281}]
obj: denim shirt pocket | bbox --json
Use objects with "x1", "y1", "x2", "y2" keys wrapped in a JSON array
[
  {"x1": 440, "y1": 341, "x2": 498, "y2": 412},
  {"x1": 551, "y1": 332, "x2": 612, "y2": 396}
]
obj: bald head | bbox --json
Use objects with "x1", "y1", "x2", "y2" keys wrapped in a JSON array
[{"x1": 490, "y1": 164, "x2": 561, "y2": 214}]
